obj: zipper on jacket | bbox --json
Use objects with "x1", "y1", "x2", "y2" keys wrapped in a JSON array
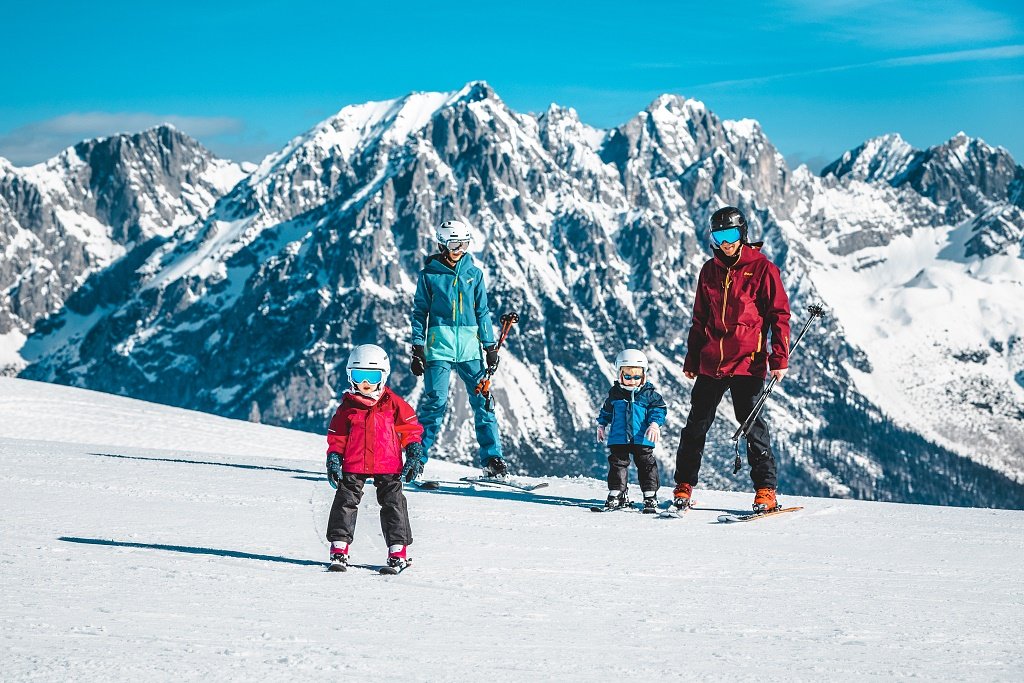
[
  {"x1": 717, "y1": 268, "x2": 733, "y2": 375},
  {"x1": 627, "y1": 391, "x2": 634, "y2": 444},
  {"x1": 452, "y1": 261, "x2": 461, "y2": 361}
]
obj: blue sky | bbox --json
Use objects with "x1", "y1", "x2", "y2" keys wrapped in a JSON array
[{"x1": 2, "y1": 1, "x2": 1022, "y2": 170}]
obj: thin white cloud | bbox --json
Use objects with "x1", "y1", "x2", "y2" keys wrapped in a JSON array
[
  {"x1": 682, "y1": 44, "x2": 1024, "y2": 90},
  {"x1": 778, "y1": 0, "x2": 1018, "y2": 48},
  {"x1": 0, "y1": 113, "x2": 245, "y2": 166},
  {"x1": 887, "y1": 44, "x2": 1024, "y2": 66},
  {"x1": 951, "y1": 72, "x2": 1024, "y2": 84}
]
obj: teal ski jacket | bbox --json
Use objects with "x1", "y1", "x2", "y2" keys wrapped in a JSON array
[{"x1": 411, "y1": 254, "x2": 496, "y2": 362}]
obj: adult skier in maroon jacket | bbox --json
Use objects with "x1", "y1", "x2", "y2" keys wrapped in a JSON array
[{"x1": 673, "y1": 207, "x2": 792, "y2": 513}]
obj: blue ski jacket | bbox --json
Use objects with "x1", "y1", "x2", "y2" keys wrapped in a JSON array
[
  {"x1": 411, "y1": 254, "x2": 496, "y2": 363},
  {"x1": 596, "y1": 382, "x2": 668, "y2": 447}
]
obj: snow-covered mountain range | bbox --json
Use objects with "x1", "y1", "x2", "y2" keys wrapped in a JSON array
[{"x1": 2, "y1": 81, "x2": 1022, "y2": 508}]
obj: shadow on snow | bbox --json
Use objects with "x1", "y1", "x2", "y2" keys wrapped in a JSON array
[
  {"x1": 59, "y1": 536, "x2": 325, "y2": 567},
  {"x1": 407, "y1": 481, "x2": 601, "y2": 509},
  {"x1": 88, "y1": 451, "x2": 321, "y2": 478}
]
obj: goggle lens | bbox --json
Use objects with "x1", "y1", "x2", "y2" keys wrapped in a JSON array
[
  {"x1": 621, "y1": 374, "x2": 644, "y2": 381},
  {"x1": 351, "y1": 369, "x2": 383, "y2": 385},
  {"x1": 711, "y1": 228, "x2": 742, "y2": 246},
  {"x1": 446, "y1": 239, "x2": 470, "y2": 252}
]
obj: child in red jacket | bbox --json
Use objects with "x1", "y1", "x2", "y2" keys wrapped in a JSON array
[{"x1": 325, "y1": 344, "x2": 425, "y2": 572}]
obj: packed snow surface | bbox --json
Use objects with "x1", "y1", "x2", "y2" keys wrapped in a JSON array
[{"x1": 1, "y1": 378, "x2": 1021, "y2": 681}]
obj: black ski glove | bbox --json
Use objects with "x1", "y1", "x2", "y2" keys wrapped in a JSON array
[
  {"x1": 484, "y1": 345, "x2": 499, "y2": 373},
  {"x1": 411, "y1": 345, "x2": 426, "y2": 377},
  {"x1": 326, "y1": 452, "x2": 343, "y2": 489},
  {"x1": 401, "y1": 442, "x2": 427, "y2": 482}
]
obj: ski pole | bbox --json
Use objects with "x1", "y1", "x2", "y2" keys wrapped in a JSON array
[
  {"x1": 731, "y1": 303, "x2": 826, "y2": 474},
  {"x1": 474, "y1": 311, "x2": 519, "y2": 411}
]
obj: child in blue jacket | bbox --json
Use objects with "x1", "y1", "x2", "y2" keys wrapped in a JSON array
[{"x1": 596, "y1": 348, "x2": 668, "y2": 512}]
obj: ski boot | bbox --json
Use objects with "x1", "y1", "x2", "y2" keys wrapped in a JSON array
[
  {"x1": 380, "y1": 545, "x2": 410, "y2": 575},
  {"x1": 753, "y1": 487, "x2": 778, "y2": 513},
  {"x1": 328, "y1": 541, "x2": 349, "y2": 572},
  {"x1": 482, "y1": 457, "x2": 509, "y2": 479},
  {"x1": 641, "y1": 494, "x2": 659, "y2": 515},
  {"x1": 671, "y1": 482, "x2": 694, "y2": 510},
  {"x1": 602, "y1": 490, "x2": 631, "y2": 510}
]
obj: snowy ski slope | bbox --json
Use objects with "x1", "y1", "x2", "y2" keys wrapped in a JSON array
[{"x1": 1, "y1": 378, "x2": 1021, "y2": 681}]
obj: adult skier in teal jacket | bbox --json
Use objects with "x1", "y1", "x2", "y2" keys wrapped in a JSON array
[{"x1": 410, "y1": 219, "x2": 507, "y2": 477}]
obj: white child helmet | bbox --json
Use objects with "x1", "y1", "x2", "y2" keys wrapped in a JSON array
[
  {"x1": 346, "y1": 344, "x2": 391, "y2": 389},
  {"x1": 615, "y1": 348, "x2": 649, "y2": 372},
  {"x1": 435, "y1": 219, "x2": 473, "y2": 249}
]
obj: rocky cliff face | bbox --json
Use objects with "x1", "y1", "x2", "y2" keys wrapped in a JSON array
[
  {"x1": 0, "y1": 126, "x2": 243, "y2": 346},
  {"x1": 10, "y1": 83, "x2": 1024, "y2": 508}
]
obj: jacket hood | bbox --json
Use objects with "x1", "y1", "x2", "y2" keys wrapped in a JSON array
[
  {"x1": 711, "y1": 243, "x2": 766, "y2": 270},
  {"x1": 342, "y1": 386, "x2": 391, "y2": 407},
  {"x1": 610, "y1": 381, "x2": 658, "y2": 398},
  {"x1": 423, "y1": 252, "x2": 476, "y2": 274}
]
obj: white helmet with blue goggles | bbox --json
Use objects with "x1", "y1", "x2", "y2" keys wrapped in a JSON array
[
  {"x1": 346, "y1": 344, "x2": 390, "y2": 389},
  {"x1": 435, "y1": 219, "x2": 473, "y2": 252}
]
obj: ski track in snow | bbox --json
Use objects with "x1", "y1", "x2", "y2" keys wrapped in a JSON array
[{"x1": 1, "y1": 378, "x2": 1022, "y2": 681}]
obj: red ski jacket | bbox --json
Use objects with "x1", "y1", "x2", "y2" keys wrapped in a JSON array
[
  {"x1": 683, "y1": 244, "x2": 791, "y2": 379},
  {"x1": 326, "y1": 388, "x2": 423, "y2": 475}
]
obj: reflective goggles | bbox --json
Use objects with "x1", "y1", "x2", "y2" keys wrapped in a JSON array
[
  {"x1": 711, "y1": 227, "x2": 742, "y2": 246},
  {"x1": 445, "y1": 239, "x2": 470, "y2": 252},
  {"x1": 350, "y1": 369, "x2": 383, "y2": 385},
  {"x1": 620, "y1": 373, "x2": 644, "y2": 381}
]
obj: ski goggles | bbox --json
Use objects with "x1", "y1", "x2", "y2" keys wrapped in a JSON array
[
  {"x1": 350, "y1": 369, "x2": 383, "y2": 385},
  {"x1": 445, "y1": 239, "x2": 470, "y2": 252},
  {"x1": 710, "y1": 227, "x2": 742, "y2": 246},
  {"x1": 620, "y1": 373, "x2": 644, "y2": 381}
]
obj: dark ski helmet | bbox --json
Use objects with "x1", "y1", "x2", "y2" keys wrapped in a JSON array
[{"x1": 710, "y1": 207, "x2": 748, "y2": 244}]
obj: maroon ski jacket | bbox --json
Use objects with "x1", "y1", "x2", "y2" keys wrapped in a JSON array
[{"x1": 683, "y1": 244, "x2": 791, "y2": 379}]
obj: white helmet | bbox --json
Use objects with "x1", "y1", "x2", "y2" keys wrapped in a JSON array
[
  {"x1": 346, "y1": 344, "x2": 390, "y2": 390},
  {"x1": 614, "y1": 348, "x2": 649, "y2": 372},
  {"x1": 435, "y1": 219, "x2": 473, "y2": 250}
]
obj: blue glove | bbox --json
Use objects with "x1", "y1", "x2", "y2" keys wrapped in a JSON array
[
  {"x1": 326, "y1": 452, "x2": 343, "y2": 489},
  {"x1": 401, "y1": 442, "x2": 426, "y2": 483}
]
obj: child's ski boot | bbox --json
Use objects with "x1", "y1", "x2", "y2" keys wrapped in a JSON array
[
  {"x1": 606, "y1": 489, "x2": 632, "y2": 510},
  {"x1": 380, "y1": 545, "x2": 410, "y2": 575},
  {"x1": 328, "y1": 542, "x2": 349, "y2": 572},
  {"x1": 641, "y1": 494, "x2": 659, "y2": 514},
  {"x1": 753, "y1": 487, "x2": 778, "y2": 513},
  {"x1": 671, "y1": 482, "x2": 694, "y2": 510}
]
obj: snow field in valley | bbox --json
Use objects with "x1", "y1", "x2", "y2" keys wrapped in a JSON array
[{"x1": 1, "y1": 378, "x2": 1021, "y2": 681}]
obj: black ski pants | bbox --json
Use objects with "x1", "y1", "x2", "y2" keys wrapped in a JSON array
[
  {"x1": 675, "y1": 375, "x2": 778, "y2": 490},
  {"x1": 607, "y1": 444, "x2": 660, "y2": 495},
  {"x1": 326, "y1": 473, "x2": 412, "y2": 546}
]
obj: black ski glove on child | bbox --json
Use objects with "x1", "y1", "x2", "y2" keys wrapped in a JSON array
[
  {"x1": 401, "y1": 442, "x2": 426, "y2": 482},
  {"x1": 326, "y1": 452, "x2": 343, "y2": 489}
]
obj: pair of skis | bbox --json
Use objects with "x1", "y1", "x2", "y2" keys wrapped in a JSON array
[
  {"x1": 414, "y1": 476, "x2": 549, "y2": 493},
  {"x1": 593, "y1": 499, "x2": 803, "y2": 523},
  {"x1": 661, "y1": 502, "x2": 803, "y2": 523},
  {"x1": 328, "y1": 558, "x2": 411, "y2": 575}
]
